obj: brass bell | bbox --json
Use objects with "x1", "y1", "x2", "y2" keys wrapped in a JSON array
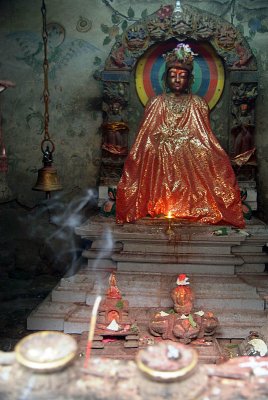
[
  {"x1": 33, "y1": 165, "x2": 62, "y2": 192},
  {"x1": 33, "y1": 140, "x2": 62, "y2": 197}
]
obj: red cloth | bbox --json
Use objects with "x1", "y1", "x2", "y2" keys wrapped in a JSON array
[{"x1": 116, "y1": 94, "x2": 245, "y2": 228}]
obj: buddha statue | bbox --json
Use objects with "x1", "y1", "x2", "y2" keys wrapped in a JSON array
[{"x1": 116, "y1": 43, "x2": 244, "y2": 228}]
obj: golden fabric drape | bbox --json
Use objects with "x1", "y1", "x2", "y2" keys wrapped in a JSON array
[
  {"x1": 116, "y1": 94, "x2": 245, "y2": 228},
  {"x1": 102, "y1": 122, "x2": 128, "y2": 155}
]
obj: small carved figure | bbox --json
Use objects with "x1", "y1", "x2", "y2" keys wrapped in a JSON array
[
  {"x1": 106, "y1": 271, "x2": 122, "y2": 299},
  {"x1": 232, "y1": 41, "x2": 252, "y2": 68},
  {"x1": 107, "y1": 42, "x2": 135, "y2": 69},
  {"x1": 195, "y1": 15, "x2": 216, "y2": 39},
  {"x1": 149, "y1": 274, "x2": 219, "y2": 343},
  {"x1": 147, "y1": 16, "x2": 170, "y2": 41},
  {"x1": 100, "y1": 160, "x2": 124, "y2": 185},
  {"x1": 102, "y1": 121, "x2": 128, "y2": 157},
  {"x1": 232, "y1": 103, "x2": 254, "y2": 157},
  {"x1": 156, "y1": 5, "x2": 173, "y2": 20},
  {"x1": 106, "y1": 100, "x2": 124, "y2": 122},
  {"x1": 103, "y1": 82, "x2": 128, "y2": 109},
  {"x1": 171, "y1": 274, "x2": 194, "y2": 314},
  {"x1": 125, "y1": 24, "x2": 149, "y2": 51},
  {"x1": 240, "y1": 189, "x2": 253, "y2": 220},
  {"x1": 232, "y1": 83, "x2": 258, "y2": 106},
  {"x1": 201, "y1": 311, "x2": 219, "y2": 336},
  {"x1": 100, "y1": 187, "x2": 117, "y2": 217},
  {"x1": 239, "y1": 331, "x2": 268, "y2": 357},
  {"x1": 171, "y1": 13, "x2": 193, "y2": 37},
  {"x1": 215, "y1": 24, "x2": 237, "y2": 50},
  {"x1": 172, "y1": 317, "x2": 201, "y2": 344}
]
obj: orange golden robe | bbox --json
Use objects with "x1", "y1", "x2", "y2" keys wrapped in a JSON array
[{"x1": 116, "y1": 94, "x2": 245, "y2": 228}]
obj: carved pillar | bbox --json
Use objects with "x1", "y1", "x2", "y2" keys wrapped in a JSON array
[
  {"x1": 229, "y1": 72, "x2": 258, "y2": 210},
  {"x1": 98, "y1": 71, "x2": 130, "y2": 203}
]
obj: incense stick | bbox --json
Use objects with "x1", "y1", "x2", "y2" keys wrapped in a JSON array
[{"x1": 84, "y1": 295, "x2": 102, "y2": 368}]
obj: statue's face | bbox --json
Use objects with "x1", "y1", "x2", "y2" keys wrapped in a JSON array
[
  {"x1": 110, "y1": 102, "x2": 121, "y2": 114},
  {"x1": 167, "y1": 68, "x2": 189, "y2": 94}
]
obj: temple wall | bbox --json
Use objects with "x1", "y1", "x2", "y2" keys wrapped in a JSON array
[{"x1": 0, "y1": 0, "x2": 268, "y2": 273}]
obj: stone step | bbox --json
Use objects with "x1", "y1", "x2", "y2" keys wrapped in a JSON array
[
  {"x1": 216, "y1": 309, "x2": 268, "y2": 324},
  {"x1": 121, "y1": 241, "x2": 239, "y2": 255},
  {"x1": 51, "y1": 284, "x2": 260, "y2": 305},
  {"x1": 26, "y1": 299, "x2": 267, "y2": 340},
  {"x1": 236, "y1": 264, "x2": 266, "y2": 273},
  {"x1": 216, "y1": 324, "x2": 265, "y2": 339},
  {"x1": 56, "y1": 272, "x2": 261, "y2": 296},
  {"x1": 195, "y1": 296, "x2": 264, "y2": 311},
  {"x1": 27, "y1": 298, "x2": 78, "y2": 331},
  {"x1": 50, "y1": 270, "x2": 262, "y2": 308},
  {"x1": 117, "y1": 262, "x2": 236, "y2": 275},
  {"x1": 239, "y1": 274, "x2": 268, "y2": 289},
  {"x1": 215, "y1": 309, "x2": 267, "y2": 338},
  {"x1": 113, "y1": 252, "x2": 243, "y2": 265}
]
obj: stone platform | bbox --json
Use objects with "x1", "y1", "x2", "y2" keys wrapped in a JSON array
[
  {"x1": 75, "y1": 215, "x2": 268, "y2": 275},
  {"x1": 27, "y1": 216, "x2": 268, "y2": 357}
]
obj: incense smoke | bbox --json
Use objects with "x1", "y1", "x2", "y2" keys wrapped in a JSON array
[{"x1": 24, "y1": 188, "x2": 98, "y2": 276}]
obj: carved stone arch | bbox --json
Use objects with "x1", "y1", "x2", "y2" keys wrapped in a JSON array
[{"x1": 98, "y1": 3, "x2": 258, "y2": 209}]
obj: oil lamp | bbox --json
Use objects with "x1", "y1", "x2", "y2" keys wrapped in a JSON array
[
  {"x1": 33, "y1": 0, "x2": 62, "y2": 199},
  {"x1": 165, "y1": 211, "x2": 175, "y2": 238}
]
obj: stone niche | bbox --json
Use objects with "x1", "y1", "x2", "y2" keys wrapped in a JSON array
[{"x1": 96, "y1": 3, "x2": 258, "y2": 210}]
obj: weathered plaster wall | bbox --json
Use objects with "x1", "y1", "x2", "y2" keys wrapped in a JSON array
[
  {"x1": 0, "y1": 0, "x2": 268, "y2": 273},
  {"x1": 0, "y1": 0, "x2": 163, "y2": 207}
]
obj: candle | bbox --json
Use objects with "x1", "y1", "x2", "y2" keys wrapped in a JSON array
[
  {"x1": 84, "y1": 295, "x2": 102, "y2": 368},
  {"x1": 165, "y1": 211, "x2": 175, "y2": 238}
]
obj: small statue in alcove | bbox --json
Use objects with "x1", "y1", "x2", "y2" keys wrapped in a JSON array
[
  {"x1": 102, "y1": 97, "x2": 129, "y2": 157},
  {"x1": 100, "y1": 187, "x2": 116, "y2": 217},
  {"x1": 240, "y1": 189, "x2": 253, "y2": 220},
  {"x1": 232, "y1": 103, "x2": 255, "y2": 157}
]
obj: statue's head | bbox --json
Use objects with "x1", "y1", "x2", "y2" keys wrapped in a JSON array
[
  {"x1": 166, "y1": 67, "x2": 190, "y2": 95},
  {"x1": 163, "y1": 43, "x2": 197, "y2": 94}
]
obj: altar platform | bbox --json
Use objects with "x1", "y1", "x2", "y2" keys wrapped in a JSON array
[
  {"x1": 74, "y1": 215, "x2": 268, "y2": 275},
  {"x1": 27, "y1": 216, "x2": 268, "y2": 357}
]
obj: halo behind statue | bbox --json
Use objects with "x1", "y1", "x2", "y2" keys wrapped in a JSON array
[{"x1": 135, "y1": 39, "x2": 225, "y2": 110}]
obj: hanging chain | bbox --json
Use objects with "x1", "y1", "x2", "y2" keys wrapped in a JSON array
[
  {"x1": 230, "y1": 0, "x2": 236, "y2": 25},
  {"x1": 41, "y1": 0, "x2": 53, "y2": 146}
]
